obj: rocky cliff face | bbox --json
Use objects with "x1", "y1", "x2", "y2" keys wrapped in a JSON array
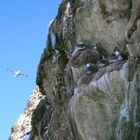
[
  {"x1": 10, "y1": 0, "x2": 140, "y2": 140},
  {"x1": 9, "y1": 86, "x2": 45, "y2": 140}
]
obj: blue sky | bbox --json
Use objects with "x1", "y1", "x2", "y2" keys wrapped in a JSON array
[{"x1": 0, "y1": 0, "x2": 61, "y2": 139}]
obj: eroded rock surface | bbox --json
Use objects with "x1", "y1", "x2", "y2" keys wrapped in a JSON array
[{"x1": 9, "y1": 86, "x2": 45, "y2": 140}]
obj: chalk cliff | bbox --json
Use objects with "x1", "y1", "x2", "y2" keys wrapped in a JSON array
[{"x1": 10, "y1": 0, "x2": 140, "y2": 139}]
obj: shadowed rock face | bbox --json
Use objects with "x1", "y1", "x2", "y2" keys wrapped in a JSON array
[
  {"x1": 10, "y1": 0, "x2": 140, "y2": 140},
  {"x1": 126, "y1": 0, "x2": 140, "y2": 39},
  {"x1": 125, "y1": 0, "x2": 140, "y2": 58},
  {"x1": 98, "y1": 0, "x2": 132, "y2": 21},
  {"x1": 70, "y1": 48, "x2": 100, "y2": 67}
]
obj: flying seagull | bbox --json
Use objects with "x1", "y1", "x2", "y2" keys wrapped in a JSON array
[{"x1": 7, "y1": 68, "x2": 28, "y2": 77}]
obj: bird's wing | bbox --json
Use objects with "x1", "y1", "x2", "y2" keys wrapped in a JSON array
[
  {"x1": 7, "y1": 69, "x2": 16, "y2": 75},
  {"x1": 17, "y1": 71, "x2": 28, "y2": 77},
  {"x1": 16, "y1": 71, "x2": 21, "y2": 75},
  {"x1": 7, "y1": 69, "x2": 28, "y2": 77}
]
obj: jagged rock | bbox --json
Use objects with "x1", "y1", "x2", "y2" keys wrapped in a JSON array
[
  {"x1": 94, "y1": 61, "x2": 125, "y2": 80},
  {"x1": 9, "y1": 86, "x2": 44, "y2": 140},
  {"x1": 125, "y1": 0, "x2": 140, "y2": 58},
  {"x1": 70, "y1": 48, "x2": 100, "y2": 67}
]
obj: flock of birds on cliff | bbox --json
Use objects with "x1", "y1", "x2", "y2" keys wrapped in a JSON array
[
  {"x1": 7, "y1": 2, "x2": 127, "y2": 79},
  {"x1": 68, "y1": 42, "x2": 125, "y2": 74},
  {"x1": 60, "y1": 2, "x2": 127, "y2": 74}
]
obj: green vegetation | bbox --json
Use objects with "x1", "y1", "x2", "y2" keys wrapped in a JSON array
[{"x1": 30, "y1": 103, "x2": 46, "y2": 139}]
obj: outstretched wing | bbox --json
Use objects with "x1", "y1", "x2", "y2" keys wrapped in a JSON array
[
  {"x1": 17, "y1": 72, "x2": 28, "y2": 77},
  {"x1": 7, "y1": 68, "x2": 16, "y2": 75},
  {"x1": 7, "y1": 69, "x2": 28, "y2": 77}
]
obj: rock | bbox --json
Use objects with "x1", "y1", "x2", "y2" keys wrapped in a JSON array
[
  {"x1": 10, "y1": 0, "x2": 140, "y2": 140},
  {"x1": 9, "y1": 86, "x2": 43, "y2": 140},
  {"x1": 77, "y1": 73, "x2": 95, "y2": 86},
  {"x1": 70, "y1": 66, "x2": 126, "y2": 140},
  {"x1": 125, "y1": 0, "x2": 140, "y2": 58},
  {"x1": 70, "y1": 48, "x2": 100, "y2": 67},
  {"x1": 127, "y1": 58, "x2": 138, "y2": 81},
  {"x1": 74, "y1": 0, "x2": 132, "y2": 54}
]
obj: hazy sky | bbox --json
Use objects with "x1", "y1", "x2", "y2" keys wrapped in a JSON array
[{"x1": 0, "y1": 0, "x2": 61, "y2": 139}]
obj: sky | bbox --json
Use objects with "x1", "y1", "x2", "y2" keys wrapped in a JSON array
[{"x1": 0, "y1": 0, "x2": 61, "y2": 139}]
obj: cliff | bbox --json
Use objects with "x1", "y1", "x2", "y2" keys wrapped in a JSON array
[
  {"x1": 9, "y1": 86, "x2": 45, "y2": 140},
  {"x1": 10, "y1": 0, "x2": 140, "y2": 140}
]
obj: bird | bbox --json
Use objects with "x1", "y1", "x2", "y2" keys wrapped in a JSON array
[
  {"x1": 108, "y1": 47, "x2": 123, "y2": 63},
  {"x1": 91, "y1": 43, "x2": 97, "y2": 50},
  {"x1": 71, "y1": 42, "x2": 85, "y2": 57},
  {"x1": 86, "y1": 63, "x2": 98, "y2": 74},
  {"x1": 70, "y1": 43, "x2": 100, "y2": 67},
  {"x1": 65, "y1": 2, "x2": 72, "y2": 16},
  {"x1": 115, "y1": 50, "x2": 123, "y2": 61},
  {"x1": 91, "y1": 43, "x2": 105, "y2": 59},
  {"x1": 7, "y1": 68, "x2": 28, "y2": 77}
]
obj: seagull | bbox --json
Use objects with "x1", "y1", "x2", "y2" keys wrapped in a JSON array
[
  {"x1": 7, "y1": 68, "x2": 28, "y2": 77},
  {"x1": 91, "y1": 43, "x2": 105, "y2": 59},
  {"x1": 108, "y1": 47, "x2": 123, "y2": 63},
  {"x1": 86, "y1": 63, "x2": 98, "y2": 74},
  {"x1": 114, "y1": 50, "x2": 123, "y2": 61},
  {"x1": 91, "y1": 43, "x2": 97, "y2": 50},
  {"x1": 72, "y1": 42, "x2": 85, "y2": 57}
]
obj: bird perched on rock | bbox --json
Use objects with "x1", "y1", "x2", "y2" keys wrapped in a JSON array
[
  {"x1": 86, "y1": 63, "x2": 98, "y2": 74},
  {"x1": 91, "y1": 43, "x2": 105, "y2": 60},
  {"x1": 109, "y1": 47, "x2": 123, "y2": 63},
  {"x1": 7, "y1": 68, "x2": 28, "y2": 77},
  {"x1": 115, "y1": 51, "x2": 123, "y2": 60},
  {"x1": 91, "y1": 43, "x2": 97, "y2": 50},
  {"x1": 70, "y1": 44, "x2": 100, "y2": 67},
  {"x1": 72, "y1": 42, "x2": 85, "y2": 57}
]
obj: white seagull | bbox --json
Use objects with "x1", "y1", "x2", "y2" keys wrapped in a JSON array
[{"x1": 7, "y1": 68, "x2": 28, "y2": 77}]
